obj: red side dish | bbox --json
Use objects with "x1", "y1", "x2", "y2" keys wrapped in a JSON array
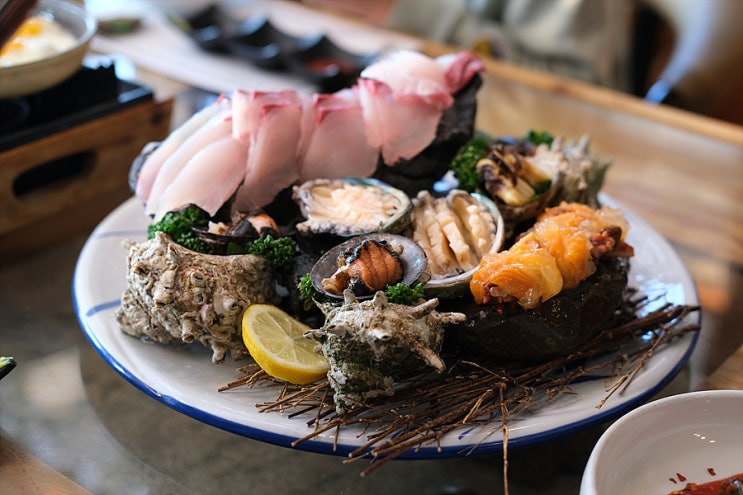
[{"x1": 668, "y1": 472, "x2": 743, "y2": 495}]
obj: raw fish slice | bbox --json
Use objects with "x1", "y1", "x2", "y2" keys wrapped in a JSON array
[
  {"x1": 297, "y1": 89, "x2": 354, "y2": 160},
  {"x1": 436, "y1": 51, "x2": 486, "y2": 94},
  {"x1": 153, "y1": 136, "x2": 249, "y2": 220},
  {"x1": 299, "y1": 92, "x2": 378, "y2": 181},
  {"x1": 145, "y1": 111, "x2": 233, "y2": 217},
  {"x1": 234, "y1": 100, "x2": 303, "y2": 211},
  {"x1": 360, "y1": 50, "x2": 453, "y2": 109},
  {"x1": 356, "y1": 79, "x2": 442, "y2": 165},
  {"x1": 232, "y1": 89, "x2": 301, "y2": 143},
  {"x1": 136, "y1": 96, "x2": 229, "y2": 202}
]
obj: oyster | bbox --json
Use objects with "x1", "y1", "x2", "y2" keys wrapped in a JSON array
[
  {"x1": 116, "y1": 232, "x2": 278, "y2": 363},
  {"x1": 292, "y1": 178, "x2": 412, "y2": 237},
  {"x1": 406, "y1": 189, "x2": 504, "y2": 298},
  {"x1": 310, "y1": 233, "x2": 428, "y2": 300},
  {"x1": 306, "y1": 290, "x2": 466, "y2": 414}
]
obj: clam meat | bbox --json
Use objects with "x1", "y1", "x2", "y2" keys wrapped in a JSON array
[{"x1": 406, "y1": 189, "x2": 504, "y2": 297}]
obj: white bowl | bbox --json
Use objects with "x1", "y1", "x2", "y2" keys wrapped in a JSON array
[
  {"x1": 580, "y1": 390, "x2": 743, "y2": 495},
  {"x1": 0, "y1": 0, "x2": 97, "y2": 98}
]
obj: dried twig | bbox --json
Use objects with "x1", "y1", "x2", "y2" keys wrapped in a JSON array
[{"x1": 223, "y1": 294, "x2": 700, "y2": 482}]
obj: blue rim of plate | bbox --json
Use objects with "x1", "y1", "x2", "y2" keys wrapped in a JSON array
[{"x1": 72, "y1": 196, "x2": 700, "y2": 460}]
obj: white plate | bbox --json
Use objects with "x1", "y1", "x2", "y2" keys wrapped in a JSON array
[{"x1": 73, "y1": 196, "x2": 699, "y2": 459}]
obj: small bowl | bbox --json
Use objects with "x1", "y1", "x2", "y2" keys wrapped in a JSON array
[
  {"x1": 0, "y1": 0, "x2": 97, "y2": 98},
  {"x1": 580, "y1": 390, "x2": 743, "y2": 495}
]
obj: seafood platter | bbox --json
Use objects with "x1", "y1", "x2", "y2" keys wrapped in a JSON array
[{"x1": 73, "y1": 50, "x2": 699, "y2": 465}]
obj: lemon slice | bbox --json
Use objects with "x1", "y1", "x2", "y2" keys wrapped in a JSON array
[{"x1": 241, "y1": 304, "x2": 329, "y2": 385}]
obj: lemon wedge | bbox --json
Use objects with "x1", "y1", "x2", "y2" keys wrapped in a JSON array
[{"x1": 241, "y1": 304, "x2": 329, "y2": 385}]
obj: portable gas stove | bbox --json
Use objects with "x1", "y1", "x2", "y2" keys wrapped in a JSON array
[{"x1": 0, "y1": 57, "x2": 172, "y2": 257}]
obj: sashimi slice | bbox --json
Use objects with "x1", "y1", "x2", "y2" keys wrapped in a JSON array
[
  {"x1": 299, "y1": 91, "x2": 379, "y2": 181},
  {"x1": 356, "y1": 78, "x2": 442, "y2": 165},
  {"x1": 436, "y1": 51, "x2": 485, "y2": 94},
  {"x1": 234, "y1": 99, "x2": 303, "y2": 211},
  {"x1": 360, "y1": 50, "x2": 453, "y2": 109},
  {"x1": 145, "y1": 111, "x2": 233, "y2": 216},
  {"x1": 232, "y1": 89, "x2": 301, "y2": 144},
  {"x1": 153, "y1": 136, "x2": 249, "y2": 221},
  {"x1": 135, "y1": 96, "x2": 229, "y2": 202}
]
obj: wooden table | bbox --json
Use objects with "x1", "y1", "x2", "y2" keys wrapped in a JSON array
[{"x1": 2, "y1": 2, "x2": 742, "y2": 494}]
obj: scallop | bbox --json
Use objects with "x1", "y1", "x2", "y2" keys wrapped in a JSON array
[
  {"x1": 406, "y1": 189, "x2": 504, "y2": 298},
  {"x1": 292, "y1": 178, "x2": 412, "y2": 237},
  {"x1": 310, "y1": 233, "x2": 428, "y2": 300}
]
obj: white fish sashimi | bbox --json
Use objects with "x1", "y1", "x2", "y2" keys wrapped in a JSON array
[
  {"x1": 234, "y1": 98, "x2": 303, "y2": 211},
  {"x1": 135, "y1": 51, "x2": 484, "y2": 218},
  {"x1": 153, "y1": 136, "x2": 249, "y2": 221},
  {"x1": 232, "y1": 89, "x2": 301, "y2": 144},
  {"x1": 135, "y1": 96, "x2": 229, "y2": 202},
  {"x1": 145, "y1": 111, "x2": 233, "y2": 217},
  {"x1": 436, "y1": 51, "x2": 486, "y2": 94},
  {"x1": 357, "y1": 78, "x2": 442, "y2": 165},
  {"x1": 299, "y1": 91, "x2": 379, "y2": 181},
  {"x1": 360, "y1": 50, "x2": 453, "y2": 109}
]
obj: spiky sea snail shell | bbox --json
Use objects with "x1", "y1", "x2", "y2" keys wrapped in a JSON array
[{"x1": 306, "y1": 290, "x2": 466, "y2": 414}]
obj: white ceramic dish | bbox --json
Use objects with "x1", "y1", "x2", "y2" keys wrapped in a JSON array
[
  {"x1": 580, "y1": 390, "x2": 743, "y2": 495},
  {"x1": 0, "y1": 0, "x2": 97, "y2": 98},
  {"x1": 73, "y1": 195, "x2": 699, "y2": 459}
]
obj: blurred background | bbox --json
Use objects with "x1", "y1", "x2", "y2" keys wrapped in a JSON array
[{"x1": 298, "y1": 0, "x2": 743, "y2": 125}]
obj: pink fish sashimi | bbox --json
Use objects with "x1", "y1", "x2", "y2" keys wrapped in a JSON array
[
  {"x1": 297, "y1": 89, "x2": 353, "y2": 158},
  {"x1": 356, "y1": 78, "x2": 443, "y2": 165},
  {"x1": 231, "y1": 89, "x2": 301, "y2": 144},
  {"x1": 359, "y1": 50, "x2": 453, "y2": 109},
  {"x1": 135, "y1": 96, "x2": 229, "y2": 203},
  {"x1": 436, "y1": 51, "x2": 485, "y2": 94},
  {"x1": 145, "y1": 110, "x2": 234, "y2": 217},
  {"x1": 298, "y1": 91, "x2": 379, "y2": 181},
  {"x1": 152, "y1": 135, "x2": 249, "y2": 221},
  {"x1": 234, "y1": 98, "x2": 303, "y2": 211}
]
